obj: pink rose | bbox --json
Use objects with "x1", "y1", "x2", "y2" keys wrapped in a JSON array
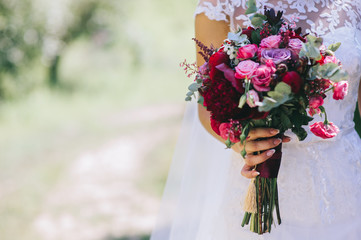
[
  {"x1": 309, "y1": 96, "x2": 324, "y2": 109},
  {"x1": 219, "y1": 122, "x2": 241, "y2": 143},
  {"x1": 260, "y1": 35, "x2": 281, "y2": 49},
  {"x1": 310, "y1": 121, "x2": 339, "y2": 139},
  {"x1": 252, "y1": 65, "x2": 273, "y2": 92},
  {"x1": 323, "y1": 55, "x2": 339, "y2": 65},
  {"x1": 333, "y1": 81, "x2": 348, "y2": 100},
  {"x1": 235, "y1": 60, "x2": 259, "y2": 79},
  {"x1": 265, "y1": 59, "x2": 276, "y2": 73},
  {"x1": 246, "y1": 90, "x2": 260, "y2": 108},
  {"x1": 308, "y1": 107, "x2": 321, "y2": 116},
  {"x1": 237, "y1": 44, "x2": 258, "y2": 60},
  {"x1": 288, "y1": 38, "x2": 303, "y2": 54}
]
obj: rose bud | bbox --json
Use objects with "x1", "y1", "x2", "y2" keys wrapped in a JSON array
[{"x1": 309, "y1": 95, "x2": 324, "y2": 109}]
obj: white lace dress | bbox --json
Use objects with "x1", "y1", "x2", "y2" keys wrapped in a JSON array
[{"x1": 151, "y1": 1, "x2": 361, "y2": 239}]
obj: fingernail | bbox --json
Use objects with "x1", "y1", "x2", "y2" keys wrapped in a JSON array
[
  {"x1": 254, "y1": 171, "x2": 260, "y2": 176},
  {"x1": 266, "y1": 149, "x2": 276, "y2": 156},
  {"x1": 270, "y1": 129, "x2": 279, "y2": 134},
  {"x1": 273, "y1": 138, "x2": 282, "y2": 145}
]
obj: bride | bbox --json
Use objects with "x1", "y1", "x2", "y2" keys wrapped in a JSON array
[{"x1": 151, "y1": 0, "x2": 361, "y2": 239}]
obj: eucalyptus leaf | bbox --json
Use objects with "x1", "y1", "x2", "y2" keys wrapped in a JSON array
[
  {"x1": 185, "y1": 96, "x2": 192, "y2": 101},
  {"x1": 328, "y1": 42, "x2": 341, "y2": 52},
  {"x1": 251, "y1": 16, "x2": 264, "y2": 27},
  {"x1": 197, "y1": 95, "x2": 204, "y2": 105},
  {"x1": 258, "y1": 82, "x2": 292, "y2": 112},
  {"x1": 188, "y1": 82, "x2": 200, "y2": 92},
  {"x1": 245, "y1": 0, "x2": 257, "y2": 14}
]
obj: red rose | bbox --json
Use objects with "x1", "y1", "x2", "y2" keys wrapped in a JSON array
[
  {"x1": 282, "y1": 71, "x2": 303, "y2": 93},
  {"x1": 310, "y1": 121, "x2": 339, "y2": 139},
  {"x1": 219, "y1": 122, "x2": 242, "y2": 143}
]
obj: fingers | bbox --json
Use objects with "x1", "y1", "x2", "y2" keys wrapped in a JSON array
[
  {"x1": 247, "y1": 128, "x2": 279, "y2": 141},
  {"x1": 241, "y1": 164, "x2": 260, "y2": 179},
  {"x1": 282, "y1": 135, "x2": 291, "y2": 143},
  {"x1": 245, "y1": 137, "x2": 282, "y2": 153},
  {"x1": 244, "y1": 149, "x2": 276, "y2": 166}
]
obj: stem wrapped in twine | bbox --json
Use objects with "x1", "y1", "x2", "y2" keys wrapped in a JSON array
[{"x1": 241, "y1": 139, "x2": 283, "y2": 234}]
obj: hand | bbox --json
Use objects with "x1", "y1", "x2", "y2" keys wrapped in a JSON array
[{"x1": 231, "y1": 128, "x2": 291, "y2": 179}]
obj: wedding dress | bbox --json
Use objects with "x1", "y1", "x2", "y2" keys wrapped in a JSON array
[{"x1": 151, "y1": 0, "x2": 361, "y2": 239}]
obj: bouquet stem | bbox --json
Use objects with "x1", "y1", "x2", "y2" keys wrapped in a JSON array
[{"x1": 241, "y1": 142, "x2": 282, "y2": 234}]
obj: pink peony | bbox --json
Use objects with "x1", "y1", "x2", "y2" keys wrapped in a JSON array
[
  {"x1": 333, "y1": 81, "x2": 348, "y2": 100},
  {"x1": 235, "y1": 60, "x2": 259, "y2": 79},
  {"x1": 309, "y1": 96, "x2": 324, "y2": 109},
  {"x1": 310, "y1": 121, "x2": 339, "y2": 139},
  {"x1": 246, "y1": 90, "x2": 260, "y2": 108},
  {"x1": 219, "y1": 122, "x2": 241, "y2": 143},
  {"x1": 260, "y1": 35, "x2": 281, "y2": 49},
  {"x1": 324, "y1": 55, "x2": 339, "y2": 65},
  {"x1": 288, "y1": 38, "x2": 303, "y2": 54},
  {"x1": 251, "y1": 65, "x2": 273, "y2": 92},
  {"x1": 237, "y1": 44, "x2": 258, "y2": 60}
]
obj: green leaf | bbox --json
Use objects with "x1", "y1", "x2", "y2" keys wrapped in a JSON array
[
  {"x1": 328, "y1": 42, "x2": 341, "y2": 52},
  {"x1": 245, "y1": 0, "x2": 257, "y2": 14},
  {"x1": 258, "y1": 82, "x2": 292, "y2": 112},
  {"x1": 186, "y1": 92, "x2": 193, "y2": 97},
  {"x1": 253, "y1": 13, "x2": 267, "y2": 20},
  {"x1": 250, "y1": 29, "x2": 261, "y2": 44},
  {"x1": 188, "y1": 82, "x2": 200, "y2": 92},
  {"x1": 291, "y1": 127, "x2": 307, "y2": 141},
  {"x1": 275, "y1": 82, "x2": 292, "y2": 94},
  {"x1": 238, "y1": 94, "x2": 247, "y2": 108},
  {"x1": 240, "y1": 123, "x2": 250, "y2": 144},
  {"x1": 197, "y1": 95, "x2": 204, "y2": 105},
  {"x1": 310, "y1": 63, "x2": 349, "y2": 82},
  {"x1": 185, "y1": 96, "x2": 192, "y2": 101},
  {"x1": 299, "y1": 35, "x2": 322, "y2": 60},
  {"x1": 251, "y1": 16, "x2": 264, "y2": 27},
  {"x1": 280, "y1": 112, "x2": 292, "y2": 129}
]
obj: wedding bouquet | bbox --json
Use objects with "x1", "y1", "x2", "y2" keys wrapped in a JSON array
[{"x1": 182, "y1": 0, "x2": 348, "y2": 235}]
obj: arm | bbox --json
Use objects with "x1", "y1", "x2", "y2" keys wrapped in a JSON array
[{"x1": 194, "y1": 13, "x2": 290, "y2": 178}]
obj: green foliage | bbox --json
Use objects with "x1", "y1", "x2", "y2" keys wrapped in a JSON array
[
  {"x1": 328, "y1": 42, "x2": 341, "y2": 52},
  {"x1": 245, "y1": 0, "x2": 258, "y2": 14},
  {"x1": 251, "y1": 13, "x2": 267, "y2": 27},
  {"x1": 259, "y1": 82, "x2": 292, "y2": 112},
  {"x1": 308, "y1": 63, "x2": 349, "y2": 82},
  {"x1": 299, "y1": 35, "x2": 322, "y2": 60}
]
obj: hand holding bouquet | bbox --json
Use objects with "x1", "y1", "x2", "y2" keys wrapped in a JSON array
[{"x1": 182, "y1": 0, "x2": 348, "y2": 234}]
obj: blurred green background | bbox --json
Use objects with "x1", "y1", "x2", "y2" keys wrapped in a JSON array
[
  {"x1": 0, "y1": 0, "x2": 195, "y2": 239},
  {"x1": 0, "y1": 0, "x2": 360, "y2": 240}
]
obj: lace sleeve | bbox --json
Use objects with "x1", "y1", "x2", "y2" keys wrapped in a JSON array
[{"x1": 195, "y1": 0, "x2": 247, "y2": 30}]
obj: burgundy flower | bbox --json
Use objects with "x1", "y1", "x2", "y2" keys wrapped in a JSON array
[
  {"x1": 282, "y1": 71, "x2": 303, "y2": 93},
  {"x1": 242, "y1": 27, "x2": 255, "y2": 40},
  {"x1": 310, "y1": 121, "x2": 339, "y2": 139}
]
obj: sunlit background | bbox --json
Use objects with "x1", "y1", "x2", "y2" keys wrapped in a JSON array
[
  {"x1": 0, "y1": 0, "x2": 195, "y2": 239},
  {"x1": 0, "y1": 0, "x2": 360, "y2": 240}
]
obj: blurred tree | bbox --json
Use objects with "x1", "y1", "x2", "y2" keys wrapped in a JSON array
[
  {"x1": 40, "y1": 0, "x2": 116, "y2": 86},
  {"x1": 0, "y1": 0, "x2": 43, "y2": 97}
]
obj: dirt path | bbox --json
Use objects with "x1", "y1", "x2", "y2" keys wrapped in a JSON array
[{"x1": 32, "y1": 103, "x2": 184, "y2": 240}]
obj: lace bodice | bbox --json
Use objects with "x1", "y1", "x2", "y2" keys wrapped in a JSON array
[{"x1": 195, "y1": 0, "x2": 361, "y2": 36}]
